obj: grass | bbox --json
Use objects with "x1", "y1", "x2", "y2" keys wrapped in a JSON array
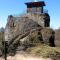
[{"x1": 26, "y1": 43, "x2": 60, "y2": 58}]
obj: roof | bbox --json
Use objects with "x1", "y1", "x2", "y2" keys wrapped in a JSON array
[{"x1": 25, "y1": 1, "x2": 45, "y2": 7}]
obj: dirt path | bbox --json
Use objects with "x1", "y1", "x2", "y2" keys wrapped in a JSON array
[{"x1": 0, "y1": 53, "x2": 52, "y2": 60}]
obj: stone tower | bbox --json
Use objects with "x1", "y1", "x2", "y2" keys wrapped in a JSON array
[{"x1": 25, "y1": 1, "x2": 50, "y2": 27}]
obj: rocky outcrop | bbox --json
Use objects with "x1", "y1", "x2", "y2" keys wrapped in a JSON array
[
  {"x1": 41, "y1": 28, "x2": 55, "y2": 47},
  {"x1": 7, "y1": 27, "x2": 55, "y2": 56},
  {"x1": 5, "y1": 13, "x2": 50, "y2": 42},
  {"x1": 4, "y1": 13, "x2": 55, "y2": 55}
]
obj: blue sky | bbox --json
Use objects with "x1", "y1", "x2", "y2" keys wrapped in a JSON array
[{"x1": 0, "y1": 0, "x2": 60, "y2": 29}]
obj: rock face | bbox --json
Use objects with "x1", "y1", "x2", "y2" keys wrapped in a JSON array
[
  {"x1": 4, "y1": 13, "x2": 55, "y2": 55},
  {"x1": 41, "y1": 28, "x2": 55, "y2": 47},
  {"x1": 21, "y1": 27, "x2": 55, "y2": 47},
  {"x1": 5, "y1": 13, "x2": 50, "y2": 42}
]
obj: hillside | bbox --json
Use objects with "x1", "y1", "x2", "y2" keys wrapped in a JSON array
[
  {"x1": 0, "y1": 27, "x2": 60, "y2": 60},
  {"x1": 0, "y1": 28, "x2": 4, "y2": 56},
  {"x1": 0, "y1": 28, "x2": 4, "y2": 48},
  {"x1": 55, "y1": 28, "x2": 60, "y2": 47},
  {"x1": 26, "y1": 44, "x2": 60, "y2": 60}
]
